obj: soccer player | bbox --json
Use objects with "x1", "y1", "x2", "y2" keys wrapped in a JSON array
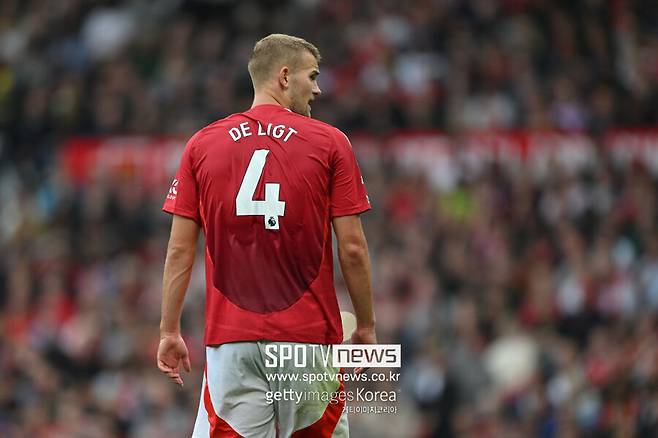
[{"x1": 157, "y1": 34, "x2": 375, "y2": 437}]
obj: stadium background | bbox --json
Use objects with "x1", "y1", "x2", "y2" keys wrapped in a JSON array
[{"x1": 1, "y1": 0, "x2": 658, "y2": 436}]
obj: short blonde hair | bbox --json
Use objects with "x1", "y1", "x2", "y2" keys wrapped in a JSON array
[{"x1": 248, "y1": 34, "x2": 321, "y2": 87}]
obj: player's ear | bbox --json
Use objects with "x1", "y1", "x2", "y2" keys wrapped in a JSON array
[{"x1": 278, "y1": 66, "x2": 290, "y2": 90}]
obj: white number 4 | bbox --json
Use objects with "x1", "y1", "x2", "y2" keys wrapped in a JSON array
[{"x1": 236, "y1": 149, "x2": 285, "y2": 230}]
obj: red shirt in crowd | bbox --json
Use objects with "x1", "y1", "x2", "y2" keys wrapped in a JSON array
[{"x1": 163, "y1": 104, "x2": 370, "y2": 345}]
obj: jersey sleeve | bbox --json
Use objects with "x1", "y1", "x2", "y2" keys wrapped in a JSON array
[
  {"x1": 162, "y1": 133, "x2": 201, "y2": 224},
  {"x1": 330, "y1": 129, "x2": 371, "y2": 218}
]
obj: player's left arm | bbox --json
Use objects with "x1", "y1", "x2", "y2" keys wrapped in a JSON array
[{"x1": 157, "y1": 214, "x2": 200, "y2": 386}]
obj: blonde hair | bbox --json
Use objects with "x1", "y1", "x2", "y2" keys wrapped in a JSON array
[{"x1": 248, "y1": 34, "x2": 321, "y2": 87}]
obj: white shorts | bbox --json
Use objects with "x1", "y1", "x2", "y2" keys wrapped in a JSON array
[{"x1": 192, "y1": 342, "x2": 349, "y2": 438}]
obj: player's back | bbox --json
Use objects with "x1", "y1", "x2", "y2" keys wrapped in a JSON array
[
  {"x1": 164, "y1": 103, "x2": 369, "y2": 344},
  {"x1": 196, "y1": 104, "x2": 335, "y2": 312}
]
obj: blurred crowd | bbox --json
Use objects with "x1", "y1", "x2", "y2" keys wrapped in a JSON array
[
  {"x1": 2, "y1": 0, "x2": 658, "y2": 168},
  {"x1": 2, "y1": 0, "x2": 658, "y2": 437}
]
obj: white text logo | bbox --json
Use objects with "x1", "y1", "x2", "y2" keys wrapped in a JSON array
[{"x1": 332, "y1": 345, "x2": 401, "y2": 368}]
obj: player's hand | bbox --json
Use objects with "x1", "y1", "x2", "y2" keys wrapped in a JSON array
[
  {"x1": 157, "y1": 333, "x2": 191, "y2": 387},
  {"x1": 350, "y1": 326, "x2": 377, "y2": 375}
]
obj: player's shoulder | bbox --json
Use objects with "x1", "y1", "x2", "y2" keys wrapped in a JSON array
[
  {"x1": 310, "y1": 118, "x2": 352, "y2": 149},
  {"x1": 296, "y1": 113, "x2": 340, "y2": 134},
  {"x1": 287, "y1": 112, "x2": 349, "y2": 145}
]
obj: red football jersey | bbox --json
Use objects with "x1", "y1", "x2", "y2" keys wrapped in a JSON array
[{"x1": 163, "y1": 104, "x2": 370, "y2": 345}]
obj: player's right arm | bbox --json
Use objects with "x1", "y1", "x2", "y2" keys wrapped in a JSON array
[
  {"x1": 332, "y1": 214, "x2": 376, "y2": 347},
  {"x1": 157, "y1": 214, "x2": 200, "y2": 386},
  {"x1": 158, "y1": 132, "x2": 202, "y2": 386}
]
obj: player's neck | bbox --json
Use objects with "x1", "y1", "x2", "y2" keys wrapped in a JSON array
[{"x1": 252, "y1": 92, "x2": 290, "y2": 111}]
